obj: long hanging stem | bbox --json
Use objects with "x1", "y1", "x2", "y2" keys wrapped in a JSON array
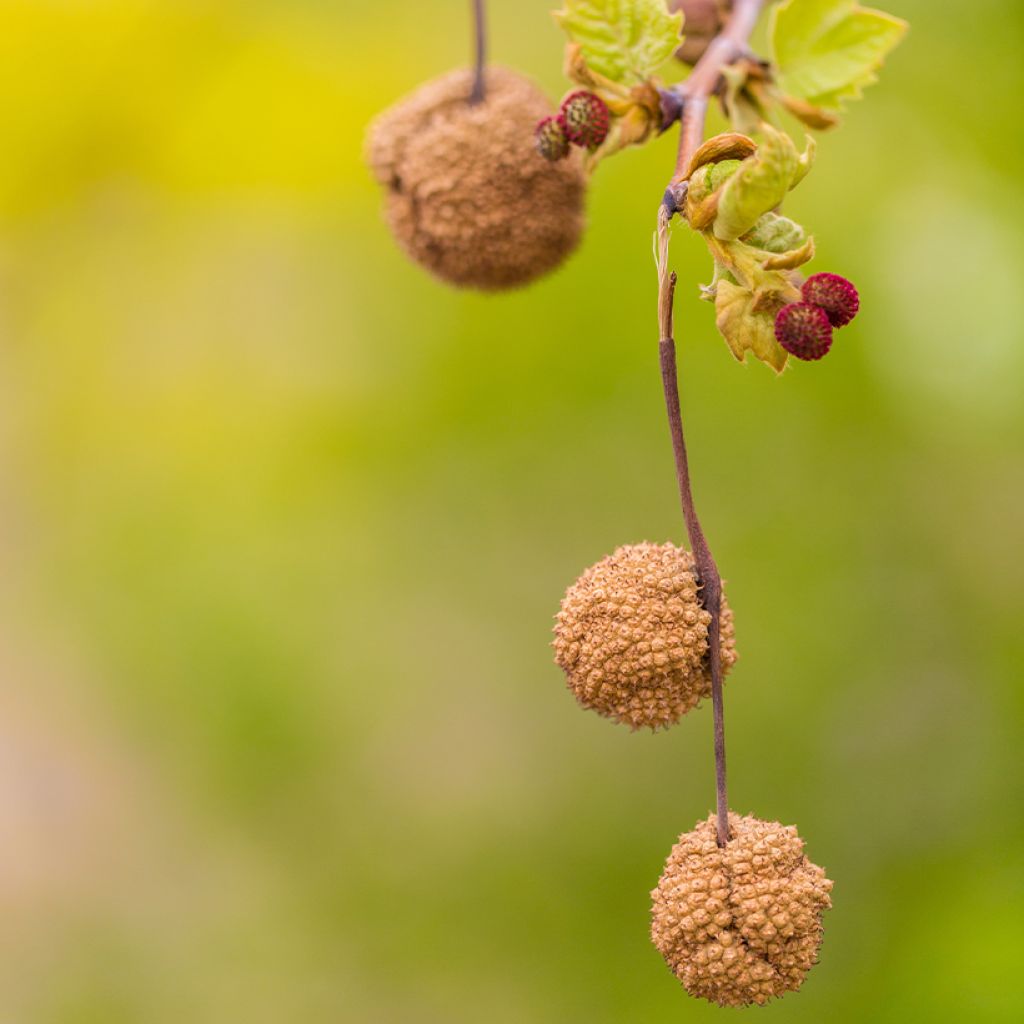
[
  {"x1": 657, "y1": 261, "x2": 728, "y2": 847},
  {"x1": 654, "y1": 0, "x2": 765, "y2": 851},
  {"x1": 469, "y1": 0, "x2": 487, "y2": 104}
]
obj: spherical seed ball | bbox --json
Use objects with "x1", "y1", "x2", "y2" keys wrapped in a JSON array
[
  {"x1": 553, "y1": 542, "x2": 738, "y2": 730},
  {"x1": 365, "y1": 67, "x2": 586, "y2": 291},
  {"x1": 651, "y1": 813, "x2": 834, "y2": 1007}
]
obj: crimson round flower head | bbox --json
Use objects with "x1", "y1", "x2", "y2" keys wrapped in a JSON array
[
  {"x1": 801, "y1": 273, "x2": 860, "y2": 327},
  {"x1": 560, "y1": 90, "x2": 610, "y2": 149},
  {"x1": 535, "y1": 115, "x2": 570, "y2": 162},
  {"x1": 774, "y1": 302, "x2": 833, "y2": 361}
]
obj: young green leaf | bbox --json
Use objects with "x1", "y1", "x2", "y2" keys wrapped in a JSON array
[
  {"x1": 553, "y1": 0, "x2": 683, "y2": 86},
  {"x1": 713, "y1": 126, "x2": 801, "y2": 241},
  {"x1": 741, "y1": 212, "x2": 807, "y2": 255},
  {"x1": 771, "y1": 0, "x2": 907, "y2": 112},
  {"x1": 714, "y1": 281, "x2": 790, "y2": 373}
]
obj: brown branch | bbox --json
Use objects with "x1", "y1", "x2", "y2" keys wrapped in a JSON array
[
  {"x1": 655, "y1": 1, "x2": 764, "y2": 849},
  {"x1": 663, "y1": 0, "x2": 765, "y2": 209},
  {"x1": 469, "y1": 0, "x2": 487, "y2": 104}
]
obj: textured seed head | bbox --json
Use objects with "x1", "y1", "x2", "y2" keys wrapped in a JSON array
[
  {"x1": 560, "y1": 90, "x2": 611, "y2": 149},
  {"x1": 774, "y1": 302, "x2": 833, "y2": 361},
  {"x1": 365, "y1": 67, "x2": 586, "y2": 290},
  {"x1": 651, "y1": 813, "x2": 834, "y2": 1007},
  {"x1": 553, "y1": 543, "x2": 737, "y2": 730},
  {"x1": 535, "y1": 115, "x2": 570, "y2": 162},
  {"x1": 801, "y1": 272, "x2": 860, "y2": 327}
]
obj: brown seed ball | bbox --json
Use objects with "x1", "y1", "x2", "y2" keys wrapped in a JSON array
[
  {"x1": 552, "y1": 543, "x2": 737, "y2": 730},
  {"x1": 365, "y1": 67, "x2": 586, "y2": 291},
  {"x1": 651, "y1": 813, "x2": 834, "y2": 1007}
]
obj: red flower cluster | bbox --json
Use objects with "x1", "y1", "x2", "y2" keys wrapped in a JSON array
[
  {"x1": 535, "y1": 90, "x2": 611, "y2": 162},
  {"x1": 774, "y1": 274, "x2": 860, "y2": 361}
]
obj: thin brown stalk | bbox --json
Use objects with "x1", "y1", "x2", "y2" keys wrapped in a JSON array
[
  {"x1": 655, "y1": 0, "x2": 764, "y2": 847},
  {"x1": 663, "y1": 0, "x2": 764, "y2": 209},
  {"x1": 469, "y1": 0, "x2": 487, "y2": 104}
]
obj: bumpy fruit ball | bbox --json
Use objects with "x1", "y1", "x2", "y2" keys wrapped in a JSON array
[
  {"x1": 365, "y1": 67, "x2": 586, "y2": 290},
  {"x1": 535, "y1": 115, "x2": 570, "y2": 162},
  {"x1": 651, "y1": 813, "x2": 834, "y2": 1007},
  {"x1": 560, "y1": 90, "x2": 611, "y2": 149},
  {"x1": 553, "y1": 543, "x2": 737, "y2": 730},
  {"x1": 801, "y1": 273, "x2": 860, "y2": 328},
  {"x1": 774, "y1": 302, "x2": 833, "y2": 361}
]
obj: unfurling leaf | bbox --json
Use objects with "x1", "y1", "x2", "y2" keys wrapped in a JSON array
[
  {"x1": 554, "y1": 0, "x2": 683, "y2": 85},
  {"x1": 771, "y1": 0, "x2": 907, "y2": 113},
  {"x1": 714, "y1": 280, "x2": 790, "y2": 373},
  {"x1": 713, "y1": 125, "x2": 799, "y2": 240},
  {"x1": 741, "y1": 212, "x2": 807, "y2": 255},
  {"x1": 762, "y1": 235, "x2": 815, "y2": 270},
  {"x1": 703, "y1": 232, "x2": 803, "y2": 370}
]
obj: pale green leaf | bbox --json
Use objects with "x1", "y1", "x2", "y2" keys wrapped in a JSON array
[
  {"x1": 553, "y1": 0, "x2": 683, "y2": 85},
  {"x1": 771, "y1": 0, "x2": 907, "y2": 111},
  {"x1": 713, "y1": 126, "x2": 799, "y2": 241},
  {"x1": 741, "y1": 212, "x2": 806, "y2": 254},
  {"x1": 714, "y1": 281, "x2": 789, "y2": 373}
]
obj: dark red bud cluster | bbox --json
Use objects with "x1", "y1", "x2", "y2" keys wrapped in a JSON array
[
  {"x1": 774, "y1": 273, "x2": 860, "y2": 361},
  {"x1": 534, "y1": 115, "x2": 570, "y2": 161},
  {"x1": 535, "y1": 90, "x2": 611, "y2": 162},
  {"x1": 560, "y1": 90, "x2": 610, "y2": 149}
]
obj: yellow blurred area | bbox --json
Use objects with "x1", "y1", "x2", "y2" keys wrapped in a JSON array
[
  {"x1": 0, "y1": 1, "x2": 1021, "y2": 1022},
  {"x1": 0, "y1": 0, "x2": 404, "y2": 207}
]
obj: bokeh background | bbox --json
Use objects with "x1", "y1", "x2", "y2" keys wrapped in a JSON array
[{"x1": 0, "y1": 1, "x2": 1021, "y2": 1021}]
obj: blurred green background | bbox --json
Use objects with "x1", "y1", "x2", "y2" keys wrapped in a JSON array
[{"x1": 0, "y1": 1, "x2": 1021, "y2": 1021}]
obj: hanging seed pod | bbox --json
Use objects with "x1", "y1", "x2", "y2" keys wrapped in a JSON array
[
  {"x1": 651, "y1": 812, "x2": 834, "y2": 1007},
  {"x1": 553, "y1": 543, "x2": 737, "y2": 730},
  {"x1": 366, "y1": 67, "x2": 586, "y2": 290}
]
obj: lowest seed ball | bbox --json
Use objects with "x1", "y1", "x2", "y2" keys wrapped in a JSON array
[
  {"x1": 651, "y1": 813, "x2": 834, "y2": 1007},
  {"x1": 365, "y1": 67, "x2": 587, "y2": 291},
  {"x1": 553, "y1": 543, "x2": 737, "y2": 730}
]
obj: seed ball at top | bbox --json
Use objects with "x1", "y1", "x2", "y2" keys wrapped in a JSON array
[
  {"x1": 651, "y1": 812, "x2": 834, "y2": 1007},
  {"x1": 553, "y1": 542, "x2": 737, "y2": 730},
  {"x1": 365, "y1": 67, "x2": 586, "y2": 291}
]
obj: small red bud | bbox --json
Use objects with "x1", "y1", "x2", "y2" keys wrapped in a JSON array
[
  {"x1": 801, "y1": 273, "x2": 860, "y2": 328},
  {"x1": 560, "y1": 90, "x2": 610, "y2": 149},
  {"x1": 774, "y1": 302, "x2": 834, "y2": 361},
  {"x1": 535, "y1": 115, "x2": 570, "y2": 162}
]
